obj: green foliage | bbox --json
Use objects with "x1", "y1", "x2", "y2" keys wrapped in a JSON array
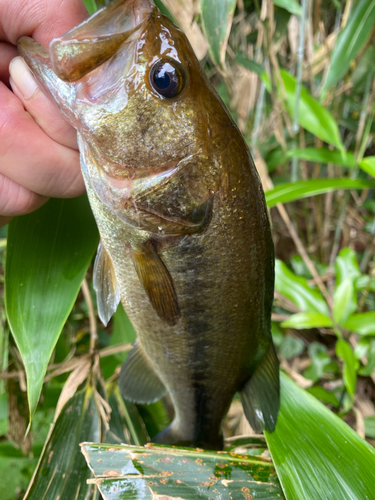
[{"x1": 5, "y1": 197, "x2": 99, "y2": 419}]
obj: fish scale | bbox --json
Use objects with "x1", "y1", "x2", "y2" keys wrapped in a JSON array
[{"x1": 18, "y1": 0, "x2": 279, "y2": 449}]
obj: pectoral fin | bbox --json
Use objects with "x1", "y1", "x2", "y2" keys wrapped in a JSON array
[
  {"x1": 240, "y1": 343, "x2": 280, "y2": 433},
  {"x1": 119, "y1": 340, "x2": 167, "y2": 404},
  {"x1": 93, "y1": 241, "x2": 121, "y2": 326},
  {"x1": 131, "y1": 240, "x2": 180, "y2": 326}
]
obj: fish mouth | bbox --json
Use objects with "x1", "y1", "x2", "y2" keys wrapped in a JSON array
[{"x1": 50, "y1": 0, "x2": 153, "y2": 82}]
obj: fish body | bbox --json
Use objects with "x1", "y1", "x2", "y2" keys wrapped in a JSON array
[{"x1": 19, "y1": 0, "x2": 279, "y2": 449}]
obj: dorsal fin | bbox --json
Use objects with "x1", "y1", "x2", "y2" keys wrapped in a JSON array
[
  {"x1": 49, "y1": 0, "x2": 151, "y2": 81},
  {"x1": 119, "y1": 340, "x2": 167, "y2": 404},
  {"x1": 93, "y1": 241, "x2": 121, "y2": 326},
  {"x1": 131, "y1": 240, "x2": 180, "y2": 326}
]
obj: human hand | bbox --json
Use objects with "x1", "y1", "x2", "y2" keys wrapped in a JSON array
[{"x1": 0, "y1": 0, "x2": 88, "y2": 227}]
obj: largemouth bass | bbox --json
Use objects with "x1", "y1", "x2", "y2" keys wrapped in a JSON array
[{"x1": 18, "y1": 0, "x2": 279, "y2": 449}]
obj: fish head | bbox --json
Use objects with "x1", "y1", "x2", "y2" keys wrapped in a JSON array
[{"x1": 18, "y1": 0, "x2": 228, "y2": 233}]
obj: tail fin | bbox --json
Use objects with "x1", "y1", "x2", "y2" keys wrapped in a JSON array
[{"x1": 240, "y1": 343, "x2": 280, "y2": 433}]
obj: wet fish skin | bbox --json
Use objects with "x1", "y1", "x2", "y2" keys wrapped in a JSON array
[{"x1": 18, "y1": 0, "x2": 279, "y2": 450}]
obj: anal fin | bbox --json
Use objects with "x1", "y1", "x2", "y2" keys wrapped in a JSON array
[
  {"x1": 119, "y1": 340, "x2": 167, "y2": 404},
  {"x1": 131, "y1": 240, "x2": 180, "y2": 326},
  {"x1": 93, "y1": 241, "x2": 121, "y2": 326},
  {"x1": 240, "y1": 343, "x2": 280, "y2": 433}
]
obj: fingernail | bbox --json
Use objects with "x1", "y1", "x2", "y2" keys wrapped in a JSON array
[{"x1": 9, "y1": 57, "x2": 39, "y2": 99}]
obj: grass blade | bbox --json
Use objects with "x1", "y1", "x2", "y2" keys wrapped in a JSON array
[
  {"x1": 5, "y1": 197, "x2": 99, "y2": 419},
  {"x1": 265, "y1": 372, "x2": 375, "y2": 500}
]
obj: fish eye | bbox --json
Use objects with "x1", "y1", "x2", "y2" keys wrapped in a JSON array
[{"x1": 149, "y1": 60, "x2": 185, "y2": 98}]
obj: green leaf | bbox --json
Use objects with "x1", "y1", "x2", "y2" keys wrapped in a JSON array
[
  {"x1": 336, "y1": 340, "x2": 358, "y2": 396},
  {"x1": 5, "y1": 197, "x2": 99, "y2": 418},
  {"x1": 201, "y1": 0, "x2": 236, "y2": 69},
  {"x1": 25, "y1": 389, "x2": 100, "y2": 499},
  {"x1": 81, "y1": 442, "x2": 284, "y2": 499},
  {"x1": 364, "y1": 415, "x2": 375, "y2": 438},
  {"x1": 281, "y1": 312, "x2": 333, "y2": 329},
  {"x1": 275, "y1": 260, "x2": 329, "y2": 315},
  {"x1": 273, "y1": 0, "x2": 302, "y2": 15},
  {"x1": 303, "y1": 353, "x2": 331, "y2": 383},
  {"x1": 344, "y1": 312, "x2": 375, "y2": 336},
  {"x1": 360, "y1": 156, "x2": 375, "y2": 177},
  {"x1": 287, "y1": 148, "x2": 356, "y2": 167},
  {"x1": 333, "y1": 278, "x2": 357, "y2": 326},
  {"x1": 323, "y1": 0, "x2": 375, "y2": 91},
  {"x1": 359, "y1": 338, "x2": 375, "y2": 376},
  {"x1": 265, "y1": 178, "x2": 375, "y2": 207},
  {"x1": 278, "y1": 334, "x2": 305, "y2": 360},
  {"x1": 265, "y1": 372, "x2": 375, "y2": 499},
  {"x1": 306, "y1": 385, "x2": 339, "y2": 407},
  {"x1": 235, "y1": 54, "x2": 265, "y2": 76},
  {"x1": 280, "y1": 70, "x2": 344, "y2": 151},
  {"x1": 335, "y1": 248, "x2": 361, "y2": 287},
  {"x1": 82, "y1": 0, "x2": 97, "y2": 15}
]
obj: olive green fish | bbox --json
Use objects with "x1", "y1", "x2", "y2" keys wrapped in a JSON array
[{"x1": 18, "y1": 0, "x2": 279, "y2": 449}]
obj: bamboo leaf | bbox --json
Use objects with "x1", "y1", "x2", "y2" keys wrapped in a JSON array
[
  {"x1": 5, "y1": 197, "x2": 99, "y2": 419},
  {"x1": 273, "y1": 0, "x2": 302, "y2": 15},
  {"x1": 323, "y1": 0, "x2": 375, "y2": 91},
  {"x1": 335, "y1": 248, "x2": 361, "y2": 287},
  {"x1": 336, "y1": 340, "x2": 358, "y2": 396},
  {"x1": 333, "y1": 278, "x2": 357, "y2": 326},
  {"x1": 281, "y1": 312, "x2": 333, "y2": 329},
  {"x1": 344, "y1": 312, "x2": 375, "y2": 336},
  {"x1": 275, "y1": 260, "x2": 329, "y2": 316},
  {"x1": 201, "y1": 0, "x2": 236, "y2": 69},
  {"x1": 287, "y1": 148, "x2": 356, "y2": 167},
  {"x1": 265, "y1": 372, "x2": 375, "y2": 500},
  {"x1": 360, "y1": 156, "x2": 375, "y2": 177},
  {"x1": 25, "y1": 389, "x2": 100, "y2": 499},
  {"x1": 81, "y1": 442, "x2": 284, "y2": 499},
  {"x1": 265, "y1": 178, "x2": 375, "y2": 207},
  {"x1": 280, "y1": 70, "x2": 345, "y2": 151}
]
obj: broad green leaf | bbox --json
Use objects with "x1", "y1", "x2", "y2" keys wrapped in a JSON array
[
  {"x1": 273, "y1": 0, "x2": 301, "y2": 15},
  {"x1": 265, "y1": 178, "x2": 375, "y2": 207},
  {"x1": 265, "y1": 372, "x2": 375, "y2": 500},
  {"x1": 355, "y1": 274, "x2": 375, "y2": 291},
  {"x1": 335, "y1": 248, "x2": 361, "y2": 287},
  {"x1": 281, "y1": 312, "x2": 333, "y2": 329},
  {"x1": 303, "y1": 353, "x2": 331, "y2": 383},
  {"x1": 364, "y1": 415, "x2": 375, "y2": 438},
  {"x1": 280, "y1": 70, "x2": 344, "y2": 152},
  {"x1": 336, "y1": 340, "x2": 358, "y2": 396},
  {"x1": 5, "y1": 197, "x2": 99, "y2": 418},
  {"x1": 306, "y1": 385, "x2": 339, "y2": 407},
  {"x1": 81, "y1": 442, "x2": 284, "y2": 499},
  {"x1": 360, "y1": 156, "x2": 375, "y2": 177},
  {"x1": 201, "y1": 0, "x2": 236, "y2": 69},
  {"x1": 25, "y1": 389, "x2": 100, "y2": 499},
  {"x1": 323, "y1": 0, "x2": 375, "y2": 91},
  {"x1": 287, "y1": 148, "x2": 356, "y2": 167},
  {"x1": 0, "y1": 455, "x2": 37, "y2": 500},
  {"x1": 344, "y1": 312, "x2": 375, "y2": 336},
  {"x1": 333, "y1": 278, "x2": 357, "y2": 326},
  {"x1": 275, "y1": 260, "x2": 329, "y2": 315}
]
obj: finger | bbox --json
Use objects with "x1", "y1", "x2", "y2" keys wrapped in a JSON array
[
  {"x1": 0, "y1": 172, "x2": 48, "y2": 218},
  {"x1": 9, "y1": 56, "x2": 78, "y2": 149},
  {"x1": 0, "y1": 82, "x2": 84, "y2": 198},
  {"x1": 1, "y1": 0, "x2": 88, "y2": 46},
  {"x1": 0, "y1": 41, "x2": 17, "y2": 82}
]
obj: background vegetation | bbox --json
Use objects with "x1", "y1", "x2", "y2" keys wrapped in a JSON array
[{"x1": 1, "y1": 0, "x2": 375, "y2": 498}]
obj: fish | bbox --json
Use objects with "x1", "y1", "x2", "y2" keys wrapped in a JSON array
[{"x1": 18, "y1": 0, "x2": 279, "y2": 450}]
